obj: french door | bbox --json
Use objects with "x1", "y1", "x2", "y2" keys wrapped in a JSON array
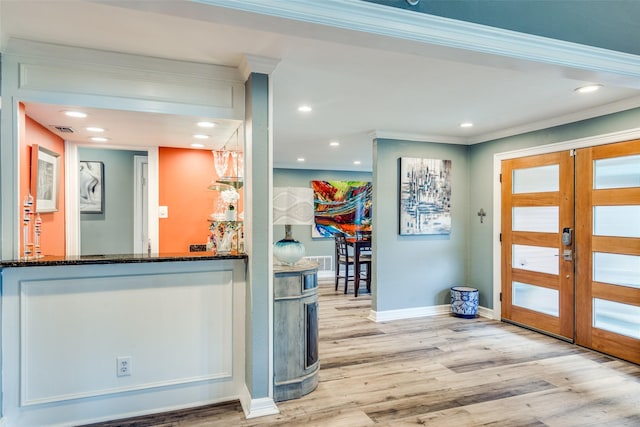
[
  {"x1": 575, "y1": 141, "x2": 640, "y2": 364},
  {"x1": 502, "y1": 139, "x2": 640, "y2": 363},
  {"x1": 501, "y1": 151, "x2": 575, "y2": 340}
]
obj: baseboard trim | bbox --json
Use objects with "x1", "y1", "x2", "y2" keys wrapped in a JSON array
[
  {"x1": 369, "y1": 305, "x2": 493, "y2": 322},
  {"x1": 478, "y1": 306, "x2": 495, "y2": 320},
  {"x1": 239, "y1": 385, "x2": 279, "y2": 419}
]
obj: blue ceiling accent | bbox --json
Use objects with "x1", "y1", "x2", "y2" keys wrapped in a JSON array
[{"x1": 363, "y1": 0, "x2": 640, "y2": 56}]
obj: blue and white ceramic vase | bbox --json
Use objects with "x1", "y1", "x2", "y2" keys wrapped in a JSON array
[{"x1": 450, "y1": 286, "x2": 479, "y2": 318}]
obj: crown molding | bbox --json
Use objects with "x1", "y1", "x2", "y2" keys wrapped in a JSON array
[
  {"x1": 468, "y1": 95, "x2": 640, "y2": 144},
  {"x1": 201, "y1": 0, "x2": 640, "y2": 85},
  {"x1": 372, "y1": 95, "x2": 640, "y2": 146},
  {"x1": 369, "y1": 130, "x2": 466, "y2": 145},
  {"x1": 239, "y1": 54, "x2": 281, "y2": 81}
]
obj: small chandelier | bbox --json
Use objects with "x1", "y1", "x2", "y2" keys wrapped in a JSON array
[{"x1": 208, "y1": 128, "x2": 243, "y2": 190}]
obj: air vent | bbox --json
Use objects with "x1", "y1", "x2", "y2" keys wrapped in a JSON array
[{"x1": 52, "y1": 126, "x2": 75, "y2": 133}]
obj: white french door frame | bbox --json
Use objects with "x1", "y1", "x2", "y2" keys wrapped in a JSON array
[
  {"x1": 491, "y1": 127, "x2": 640, "y2": 320},
  {"x1": 65, "y1": 143, "x2": 159, "y2": 256}
]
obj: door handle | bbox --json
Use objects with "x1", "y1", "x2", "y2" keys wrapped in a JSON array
[{"x1": 563, "y1": 249, "x2": 573, "y2": 261}]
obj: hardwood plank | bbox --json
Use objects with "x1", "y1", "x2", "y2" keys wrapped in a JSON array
[{"x1": 83, "y1": 280, "x2": 640, "y2": 427}]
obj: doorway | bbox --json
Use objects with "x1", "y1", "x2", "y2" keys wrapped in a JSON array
[{"x1": 501, "y1": 139, "x2": 639, "y2": 363}]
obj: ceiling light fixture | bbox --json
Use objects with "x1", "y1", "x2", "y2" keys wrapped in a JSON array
[
  {"x1": 575, "y1": 84, "x2": 602, "y2": 94},
  {"x1": 329, "y1": 141, "x2": 340, "y2": 147},
  {"x1": 193, "y1": 134, "x2": 210, "y2": 139},
  {"x1": 86, "y1": 126, "x2": 105, "y2": 133},
  {"x1": 64, "y1": 110, "x2": 87, "y2": 118},
  {"x1": 191, "y1": 143, "x2": 205, "y2": 148},
  {"x1": 353, "y1": 160, "x2": 361, "y2": 165},
  {"x1": 460, "y1": 122, "x2": 474, "y2": 128},
  {"x1": 90, "y1": 136, "x2": 109, "y2": 142},
  {"x1": 298, "y1": 105, "x2": 312, "y2": 113},
  {"x1": 197, "y1": 121, "x2": 216, "y2": 128},
  {"x1": 297, "y1": 157, "x2": 305, "y2": 162}
]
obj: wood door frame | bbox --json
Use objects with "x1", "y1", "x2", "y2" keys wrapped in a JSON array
[{"x1": 491, "y1": 128, "x2": 640, "y2": 320}]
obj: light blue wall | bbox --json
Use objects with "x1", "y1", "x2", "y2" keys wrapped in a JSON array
[
  {"x1": 468, "y1": 107, "x2": 640, "y2": 309},
  {"x1": 273, "y1": 168, "x2": 372, "y2": 259},
  {"x1": 78, "y1": 148, "x2": 146, "y2": 255},
  {"x1": 244, "y1": 72, "x2": 271, "y2": 400},
  {"x1": 372, "y1": 138, "x2": 470, "y2": 313}
]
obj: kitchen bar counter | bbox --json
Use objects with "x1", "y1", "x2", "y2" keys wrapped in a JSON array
[
  {"x1": 1, "y1": 251, "x2": 247, "y2": 426},
  {"x1": 0, "y1": 251, "x2": 247, "y2": 267}
]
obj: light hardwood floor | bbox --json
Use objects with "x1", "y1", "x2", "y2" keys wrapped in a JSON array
[{"x1": 85, "y1": 280, "x2": 640, "y2": 426}]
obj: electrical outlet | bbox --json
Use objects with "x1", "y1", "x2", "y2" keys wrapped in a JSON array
[{"x1": 116, "y1": 356, "x2": 132, "y2": 377}]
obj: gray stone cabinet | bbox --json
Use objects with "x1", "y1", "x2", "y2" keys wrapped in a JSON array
[{"x1": 273, "y1": 262, "x2": 319, "y2": 402}]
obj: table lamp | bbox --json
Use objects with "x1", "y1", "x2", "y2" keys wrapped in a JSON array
[{"x1": 273, "y1": 187, "x2": 314, "y2": 265}]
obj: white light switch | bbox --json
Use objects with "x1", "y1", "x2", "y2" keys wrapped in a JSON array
[{"x1": 158, "y1": 206, "x2": 169, "y2": 218}]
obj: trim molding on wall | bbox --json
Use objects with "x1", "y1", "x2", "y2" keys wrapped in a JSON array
[
  {"x1": 368, "y1": 304, "x2": 493, "y2": 322},
  {"x1": 239, "y1": 385, "x2": 279, "y2": 419}
]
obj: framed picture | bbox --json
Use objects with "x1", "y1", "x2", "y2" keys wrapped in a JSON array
[
  {"x1": 311, "y1": 180, "x2": 372, "y2": 238},
  {"x1": 79, "y1": 161, "x2": 105, "y2": 214},
  {"x1": 399, "y1": 157, "x2": 452, "y2": 235},
  {"x1": 31, "y1": 145, "x2": 60, "y2": 213}
]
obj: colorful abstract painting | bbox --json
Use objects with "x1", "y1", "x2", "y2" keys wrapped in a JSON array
[
  {"x1": 399, "y1": 158, "x2": 451, "y2": 235},
  {"x1": 311, "y1": 180, "x2": 372, "y2": 238}
]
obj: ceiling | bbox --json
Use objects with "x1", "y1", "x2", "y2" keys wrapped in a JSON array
[{"x1": 2, "y1": 0, "x2": 640, "y2": 172}]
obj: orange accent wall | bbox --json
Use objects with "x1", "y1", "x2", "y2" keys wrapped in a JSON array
[
  {"x1": 159, "y1": 147, "x2": 243, "y2": 253},
  {"x1": 20, "y1": 104, "x2": 66, "y2": 256}
]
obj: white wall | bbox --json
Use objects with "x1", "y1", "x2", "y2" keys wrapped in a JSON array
[{"x1": 1, "y1": 260, "x2": 246, "y2": 426}]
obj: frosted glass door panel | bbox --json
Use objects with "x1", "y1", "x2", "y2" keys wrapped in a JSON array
[
  {"x1": 593, "y1": 206, "x2": 640, "y2": 238},
  {"x1": 593, "y1": 253, "x2": 640, "y2": 288},
  {"x1": 594, "y1": 154, "x2": 640, "y2": 189},
  {"x1": 513, "y1": 165, "x2": 559, "y2": 194},
  {"x1": 512, "y1": 281, "x2": 559, "y2": 317},
  {"x1": 512, "y1": 244, "x2": 559, "y2": 275},
  {"x1": 593, "y1": 298, "x2": 640, "y2": 339},
  {"x1": 512, "y1": 207, "x2": 558, "y2": 233}
]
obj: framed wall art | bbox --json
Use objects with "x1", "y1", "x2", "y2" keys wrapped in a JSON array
[
  {"x1": 79, "y1": 161, "x2": 105, "y2": 214},
  {"x1": 311, "y1": 180, "x2": 372, "y2": 238},
  {"x1": 399, "y1": 157, "x2": 451, "y2": 235},
  {"x1": 31, "y1": 145, "x2": 60, "y2": 213}
]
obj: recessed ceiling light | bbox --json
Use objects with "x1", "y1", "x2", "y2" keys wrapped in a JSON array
[
  {"x1": 297, "y1": 157, "x2": 305, "y2": 162},
  {"x1": 575, "y1": 84, "x2": 602, "y2": 94},
  {"x1": 64, "y1": 110, "x2": 87, "y2": 118},
  {"x1": 86, "y1": 126, "x2": 105, "y2": 133},
  {"x1": 460, "y1": 122, "x2": 474, "y2": 128},
  {"x1": 298, "y1": 105, "x2": 312, "y2": 113},
  {"x1": 197, "y1": 121, "x2": 216, "y2": 128},
  {"x1": 193, "y1": 134, "x2": 210, "y2": 139},
  {"x1": 191, "y1": 143, "x2": 205, "y2": 148},
  {"x1": 90, "y1": 136, "x2": 109, "y2": 142},
  {"x1": 353, "y1": 160, "x2": 361, "y2": 165},
  {"x1": 329, "y1": 141, "x2": 340, "y2": 147}
]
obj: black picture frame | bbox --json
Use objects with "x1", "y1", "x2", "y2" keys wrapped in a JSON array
[{"x1": 31, "y1": 145, "x2": 60, "y2": 213}]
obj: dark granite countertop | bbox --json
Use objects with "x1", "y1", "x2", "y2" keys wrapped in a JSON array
[{"x1": 0, "y1": 252, "x2": 247, "y2": 268}]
